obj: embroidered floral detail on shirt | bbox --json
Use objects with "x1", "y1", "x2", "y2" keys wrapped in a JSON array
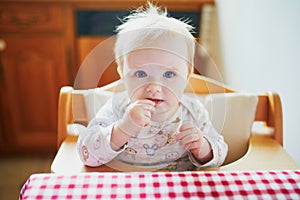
[
  {"x1": 172, "y1": 117, "x2": 181, "y2": 123},
  {"x1": 166, "y1": 134, "x2": 176, "y2": 145}
]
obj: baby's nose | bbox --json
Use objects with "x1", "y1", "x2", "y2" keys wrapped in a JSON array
[{"x1": 146, "y1": 83, "x2": 162, "y2": 93}]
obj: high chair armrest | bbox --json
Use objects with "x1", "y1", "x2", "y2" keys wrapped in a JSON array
[
  {"x1": 57, "y1": 86, "x2": 73, "y2": 150},
  {"x1": 209, "y1": 134, "x2": 299, "y2": 171}
]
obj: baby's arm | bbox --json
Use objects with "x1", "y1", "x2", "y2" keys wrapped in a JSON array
[
  {"x1": 77, "y1": 99, "x2": 120, "y2": 167},
  {"x1": 77, "y1": 98, "x2": 155, "y2": 166},
  {"x1": 111, "y1": 99, "x2": 155, "y2": 150},
  {"x1": 77, "y1": 125, "x2": 118, "y2": 167},
  {"x1": 177, "y1": 98, "x2": 228, "y2": 167}
]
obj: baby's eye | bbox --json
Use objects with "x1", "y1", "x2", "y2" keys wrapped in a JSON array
[
  {"x1": 163, "y1": 71, "x2": 176, "y2": 78},
  {"x1": 134, "y1": 70, "x2": 147, "y2": 78}
]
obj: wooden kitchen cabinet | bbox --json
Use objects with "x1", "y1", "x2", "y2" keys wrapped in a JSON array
[
  {"x1": 0, "y1": 4, "x2": 71, "y2": 154},
  {"x1": 0, "y1": 0, "x2": 213, "y2": 154}
]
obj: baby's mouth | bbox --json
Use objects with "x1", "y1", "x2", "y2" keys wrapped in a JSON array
[{"x1": 147, "y1": 98, "x2": 164, "y2": 106}]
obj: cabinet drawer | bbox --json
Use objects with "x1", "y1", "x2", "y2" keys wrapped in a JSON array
[{"x1": 0, "y1": 5, "x2": 64, "y2": 32}]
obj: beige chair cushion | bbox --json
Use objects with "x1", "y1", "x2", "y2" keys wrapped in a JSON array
[{"x1": 195, "y1": 93, "x2": 258, "y2": 164}]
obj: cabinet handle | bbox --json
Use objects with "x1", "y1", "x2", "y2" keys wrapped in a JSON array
[
  {"x1": 0, "y1": 39, "x2": 6, "y2": 52},
  {"x1": 0, "y1": 39, "x2": 6, "y2": 82}
]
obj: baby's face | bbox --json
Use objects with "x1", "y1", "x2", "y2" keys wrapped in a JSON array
[{"x1": 122, "y1": 43, "x2": 190, "y2": 118}]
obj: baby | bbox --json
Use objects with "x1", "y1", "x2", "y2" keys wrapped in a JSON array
[{"x1": 77, "y1": 3, "x2": 228, "y2": 171}]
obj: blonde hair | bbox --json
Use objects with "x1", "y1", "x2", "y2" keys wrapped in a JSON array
[{"x1": 114, "y1": 2, "x2": 195, "y2": 74}]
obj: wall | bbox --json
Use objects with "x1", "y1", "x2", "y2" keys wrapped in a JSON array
[{"x1": 215, "y1": 0, "x2": 300, "y2": 165}]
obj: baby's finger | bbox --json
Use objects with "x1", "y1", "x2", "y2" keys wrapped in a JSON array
[
  {"x1": 141, "y1": 105, "x2": 155, "y2": 117},
  {"x1": 184, "y1": 140, "x2": 203, "y2": 150},
  {"x1": 179, "y1": 121, "x2": 194, "y2": 132},
  {"x1": 175, "y1": 127, "x2": 198, "y2": 140},
  {"x1": 135, "y1": 99, "x2": 155, "y2": 113},
  {"x1": 142, "y1": 115, "x2": 151, "y2": 126},
  {"x1": 143, "y1": 110, "x2": 152, "y2": 118},
  {"x1": 179, "y1": 133, "x2": 200, "y2": 146},
  {"x1": 138, "y1": 99, "x2": 156, "y2": 106},
  {"x1": 142, "y1": 104, "x2": 156, "y2": 113}
]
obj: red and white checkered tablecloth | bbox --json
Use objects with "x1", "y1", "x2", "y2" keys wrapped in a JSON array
[{"x1": 20, "y1": 170, "x2": 300, "y2": 200}]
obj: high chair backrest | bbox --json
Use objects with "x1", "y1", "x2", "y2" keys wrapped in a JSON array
[{"x1": 57, "y1": 73, "x2": 283, "y2": 165}]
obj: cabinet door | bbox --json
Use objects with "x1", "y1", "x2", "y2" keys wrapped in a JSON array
[{"x1": 0, "y1": 35, "x2": 69, "y2": 153}]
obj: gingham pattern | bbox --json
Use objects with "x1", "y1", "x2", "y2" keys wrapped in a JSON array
[{"x1": 20, "y1": 170, "x2": 300, "y2": 200}]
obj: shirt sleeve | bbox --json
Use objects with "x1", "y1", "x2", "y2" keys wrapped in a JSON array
[
  {"x1": 182, "y1": 96, "x2": 228, "y2": 168},
  {"x1": 76, "y1": 98, "x2": 126, "y2": 167}
]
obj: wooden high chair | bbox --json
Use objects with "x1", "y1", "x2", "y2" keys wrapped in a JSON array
[{"x1": 51, "y1": 74, "x2": 299, "y2": 173}]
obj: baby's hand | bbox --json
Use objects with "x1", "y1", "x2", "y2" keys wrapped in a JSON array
[
  {"x1": 175, "y1": 121, "x2": 204, "y2": 151},
  {"x1": 127, "y1": 99, "x2": 156, "y2": 127},
  {"x1": 116, "y1": 99, "x2": 155, "y2": 137},
  {"x1": 175, "y1": 121, "x2": 212, "y2": 162}
]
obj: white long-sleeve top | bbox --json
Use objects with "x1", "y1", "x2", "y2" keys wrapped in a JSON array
[{"x1": 77, "y1": 92, "x2": 228, "y2": 171}]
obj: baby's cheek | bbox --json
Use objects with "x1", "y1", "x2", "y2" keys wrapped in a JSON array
[{"x1": 163, "y1": 78, "x2": 187, "y2": 100}]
